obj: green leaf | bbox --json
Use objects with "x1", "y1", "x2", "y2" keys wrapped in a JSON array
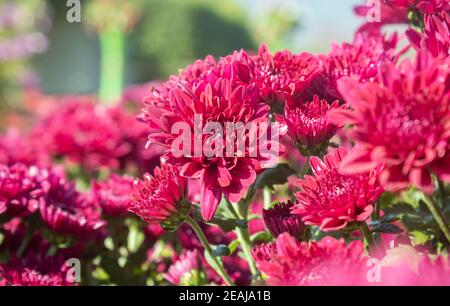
[
  {"x1": 250, "y1": 231, "x2": 272, "y2": 244},
  {"x1": 228, "y1": 239, "x2": 240, "y2": 255},
  {"x1": 410, "y1": 230, "x2": 431, "y2": 245},
  {"x1": 254, "y1": 164, "x2": 296, "y2": 191},
  {"x1": 371, "y1": 222, "x2": 402, "y2": 234},
  {"x1": 127, "y1": 222, "x2": 145, "y2": 253},
  {"x1": 212, "y1": 245, "x2": 231, "y2": 257}
]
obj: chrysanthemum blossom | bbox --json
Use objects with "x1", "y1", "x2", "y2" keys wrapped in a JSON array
[
  {"x1": 292, "y1": 147, "x2": 383, "y2": 231},
  {"x1": 253, "y1": 233, "x2": 368, "y2": 286},
  {"x1": 329, "y1": 52, "x2": 450, "y2": 193},
  {"x1": 164, "y1": 250, "x2": 207, "y2": 286},
  {"x1": 276, "y1": 95, "x2": 344, "y2": 156},
  {"x1": 141, "y1": 60, "x2": 274, "y2": 221},
  {"x1": 407, "y1": 11, "x2": 450, "y2": 58},
  {"x1": 129, "y1": 163, "x2": 189, "y2": 231},
  {"x1": 0, "y1": 252, "x2": 74, "y2": 286},
  {"x1": 263, "y1": 201, "x2": 305, "y2": 239},
  {"x1": 39, "y1": 171, "x2": 105, "y2": 238},
  {"x1": 0, "y1": 163, "x2": 46, "y2": 217},
  {"x1": 92, "y1": 174, "x2": 134, "y2": 217},
  {"x1": 302, "y1": 33, "x2": 401, "y2": 102},
  {"x1": 34, "y1": 98, "x2": 130, "y2": 171},
  {"x1": 0, "y1": 129, "x2": 49, "y2": 167},
  {"x1": 254, "y1": 44, "x2": 321, "y2": 105}
]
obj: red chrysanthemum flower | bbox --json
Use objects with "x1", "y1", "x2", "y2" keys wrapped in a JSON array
[
  {"x1": 253, "y1": 233, "x2": 368, "y2": 286},
  {"x1": 0, "y1": 129, "x2": 49, "y2": 167},
  {"x1": 164, "y1": 250, "x2": 206, "y2": 285},
  {"x1": 276, "y1": 95, "x2": 344, "y2": 156},
  {"x1": 39, "y1": 171, "x2": 105, "y2": 238},
  {"x1": 254, "y1": 44, "x2": 321, "y2": 105},
  {"x1": 0, "y1": 251, "x2": 74, "y2": 286},
  {"x1": 92, "y1": 174, "x2": 134, "y2": 217},
  {"x1": 263, "y1": 201, "x2": 305, "y2": 239},
  {"x1": 141, "y1": 60, "x2": 273, "y2": 221},
  {"x1": 129, "y1": 162, "x2": 189, "y2": 231},
  {"x1": 34, "y1": 98, "x2": 130, "y2": 171},
  {"x1": 407, "y1": 11, "x2": 450, "y2": 58},
  {"x1": 302, "y1": 33, "x2": 401, "y2": 102},
  {"x1": 292, "y1": 147, "x2": 383, "y2": 231},
  {"x1": 329, "y1": 52, "x2": 449, "y2": 193},
  {"x1": 0, "y1": 163, "x2": 46, "y2": 218}
]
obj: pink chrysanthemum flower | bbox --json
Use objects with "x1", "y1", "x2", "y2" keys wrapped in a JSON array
[
  {"x1": 263, "y1": 201, "x2": 305, "y2": 239},
  {"x1": 129, "y1": 163, "x2": 189, "y2": 231},
  {"x1": 407, "y1": 11, "x2": 450, "y2": 58},
  {"x1": 276, "y1": 95, "x2": 344, "y2": 156},
  {"x1": 39, "y1": 171, "x2": 105, "y2": 238},
  {"x1": 164, "y1": 250, "x2": 206, "y2": 286},
  {"x1": 253, "y1": 233, "x2": 368, "y2": 286},
  {"x1": 92, "y1": 174, "x2": 134, "y2": 217},
  {"x1": 141, "y1": 60, "x2": 272, "y2": 221},
  {"x1": 302, "y1": 33, "x2": 401, "y2": 102},
  {"x1": 34, "y1": 98, "x2": 130, "y2": 171},
  {"x1": 0, "y1": 129, "x2": 49, "y2": 167},
  {"x1": 329, "y1": 52, "x2": 449, "y2": 193},
  {"x1": 292, "y1": 147, "x2": 383, "y2": 231},
  {"x1": 254, "y1": 44, "x2": 321, "y2": 105},
  {"x1": 0, "y1": 252, "x2": 74, "y2": 286},
  {"x1": 0, "y1": 163, "x2": 46, "y2": 218}
]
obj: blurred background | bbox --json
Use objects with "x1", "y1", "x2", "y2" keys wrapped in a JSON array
[{"x1": 0, "y1": 0, "x2": 362, "y2": 120}]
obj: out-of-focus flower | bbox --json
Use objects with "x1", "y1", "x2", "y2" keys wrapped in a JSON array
[
  {"x1": 164, "y1": 250, "x2": 207, "y2": 286},
  {"x1": 92, "y1": 174, "x2": 134, "y2": 217},
  {"x1": 34, "y1": 98, "x2": 130, "y2": 171},
  {"x1": 253, "y1": 233, "x2": 368, "y2": 286},
  {"x1": 129, "y1": 163, "x2": 189, "y2": 231},
  {"x1": 407, "y1": 11, "x2": 450, "y2": 58},
  {"x1": 0, "y1": 251, "x2": 74, "y2": 286},
  {"x1": 254, "y1": 44, "x2": 321, "y2": 105},
  {"x1": 39, "y1": 171, "x2": 105, "y2": 238},
  {"x1": 263, "y1": 201, "x2": 305, "y2": 239},
  {"x1": 141, "y1": 60, "x2": 272, "y2": 221},
  {"x1": 0, "y1": 163, "x2": 46, "y2": 217},
  {"x1": 329, "y1": 52, "x2": 449, "y2": 193},
  {"x1": 292, "y1": 147, "x2": 383, "y2": 231},
  {"x1": 0, "y1": 129, "x2": 50, "y2": 167},
  {"x1": 379, "y1": 244, "x2": 450, "y2": 285},
  {"x1": 276, "y1": 96, "x2": 344, "y2": 156}
]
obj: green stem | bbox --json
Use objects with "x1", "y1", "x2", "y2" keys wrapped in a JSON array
[
  {"x1": 300, "y1": 157, "x2": 310, "y2": 178},
  {"x1": 421, "y1": 192, "x2": 450, "y2": 244},
  {"x1": 98, "y1": 26, "x2": 125, "y2": 105},
  {"x1": 359, "y1": 222, "x2": 376, "y2": 254},
  {"x1": 223, "y1": 199, "x2": 260, "y2": 278},
  {"x1": 185, "y1": 216, "x2": 234, "y2": 286}
]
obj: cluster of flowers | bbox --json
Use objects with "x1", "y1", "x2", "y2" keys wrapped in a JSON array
[{"x1": 0, "y1": 1, "x2": 449, "y2": 286}]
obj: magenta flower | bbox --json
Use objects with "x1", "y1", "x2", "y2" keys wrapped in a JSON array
[
  {"x1": 141, "y1": 58, "x2": 271, "y2": 221},
  {"x1": 292, "y1": 148, "x2": 383, "y2": 231},
  {"x1": 92, "y1": 174, "x2": 134, "y2": 217},
  {"x1": 34, "y1": 98, "x2": 130, "y2": 171},
  {"x1": 0, "y1": 252, "x2": 74, "y2": 286},
  {"x1": 164, "y1": 250, "x2": 206, "y2": 285},
  {"x1": 253, "y1": 233, "x2": 367, "y2": 286},
  {"x1": 263, "y1": 201, "x2": 305, "y2": 239},
  {"x1": 276, "y1": 95, "x2": 344, "y2": 156},
  {"x1": 0, "y1": 129, "x2": 49, "y2": 167},
  {"x1": 302, "y1": 33, "x2": 401, "y2": 102},
  {"x1": 254, "y1": 44, "x2": 321, "y2": 104},
  {"x1": 329, "y1": 52, "x2": 450, "y2": 193},
  {"x1": 0, "y1": 163, "x2": 46, "y2": 217},
  {"x1": 39, "y1": 171, "x2": 105, "y2": 238},
  {"x1": 407, "y1": 11, "x2": 450, "y2": 58},
  {"x1": 129, "y1": 163, "x2": 189, "y2": 231}
]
